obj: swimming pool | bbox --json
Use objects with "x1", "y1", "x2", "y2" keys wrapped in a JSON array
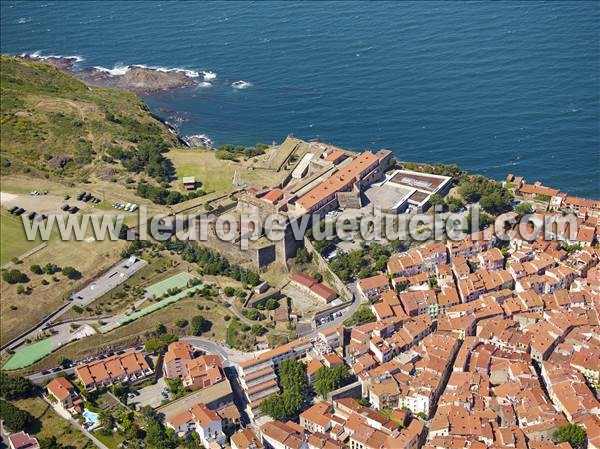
[{"x1": 82, "y1": 408, "x2": 99, "y2": 426}]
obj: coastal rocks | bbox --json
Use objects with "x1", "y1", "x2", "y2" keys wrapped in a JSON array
[
  {"x1": 21, "y1": 53, "x2": 211, "y2": 94},
  {"x1": 74, "y1": 66, "x2": 197, "y2": 94},
  {"x1": 21, "y1": 53, "x2": 81, "y2": 71},
  {"x1": 231, "y1": 80, "x2": 253, "y2": 90},
  {"x1": 182, "y1": 134, "x2": 213, "y2": 148}
]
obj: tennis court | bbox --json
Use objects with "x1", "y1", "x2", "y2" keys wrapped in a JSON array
[
  {"x1": 2, "y1": 337, "x2": 53, "y2": 370},
  {"x1": 146, "y1": 272, "x2": 198, "y2": 298}
]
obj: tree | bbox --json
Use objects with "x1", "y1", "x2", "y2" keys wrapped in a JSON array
[
  {"x1": 0, "y1": 399, "x2": 33, "y2": 432},
  {"x1": 175, "y1": 319, "x2": 188, "y2": 328},
  {"x1": 343, "y1": 304, "x2": 375, "y2": 326},
  {"x1": 43, "y1": 263, "x2": 61, "y2": 275},
  {"x1": 265, "y1": 298, "x2": 279, "y2": 310},
  {"x1": 242, "y1": 308, "x2": 264, "y2": 321},
  {"x1": 61, "y1": 266, "x2": 81, "y2": 280},
  {"x1": 57, "y1": 357, "x2": 71, "y2": 368},
  {"x1": 111, "y1": 383, "x2": 130, "y2": 403},
  {"x1": 553, "y1": 424, "x2": 586, "y2": 449},
  {"x1": 294, "y1": 247, "x2": 311, "y2": 264},
  {"x1": 445, "y1": 196, "x2": 465, "y2": 213},
  {"x1": 98, "y1": 410, "x2": 116, "y2": 435},
  {"x1": 260, "y1": 359, "x2": 306, "y2": 420},
  {"x1": 30, "y1": 264, "x2": 43, "y2": 275},
  {"x1": 223, "y1": 286, "x2": 235, "y2": 297},
  {"x1": 314, "y1": 365, "x2": 351, "y2": 397},
  {"x1": 2, "y1": 269, "x2": 29, "y2": 284},
  {"x1": 458, "y1": 181, "x2": 483, "y2": 203},
  {"x1": 191, "y1": 315, "x2": 211, "y2": 335},
  {"x1": 515, "y1": 201, "x2": 533, "y2": 216},
  {"x1": 39, "y1": 436, "x2": 67, "y2": 449},
  {"x1": 144, "y1": 412, "x2": 175, "y2": 449},
  {"x1": 145, "y1": 333, "x2": 178, "y2": 354},
  {"x1": 428, "y1": 194, "x2": 447, "y2": 211},
  {"x1": 479, "y1": 191, "x2": 512, "y2": 215},
  {"x1": 0, "y1": 374, "x2": 37, "y2": 400}
]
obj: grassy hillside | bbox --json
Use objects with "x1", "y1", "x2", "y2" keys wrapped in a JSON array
[{"x1": 0, "y1": 55, "x2": 178, "y2": 182}]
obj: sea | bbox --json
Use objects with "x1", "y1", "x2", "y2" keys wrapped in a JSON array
[{"x1": 1, "y1": 1, "x2": 599, "y2": 198}]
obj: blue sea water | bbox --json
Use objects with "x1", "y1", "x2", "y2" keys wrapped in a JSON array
[{"x1": 1, "y1": 1, "x2": 599, "y2": 198}]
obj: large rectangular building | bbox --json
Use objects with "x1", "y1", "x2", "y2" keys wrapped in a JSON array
[{"x1": 75, "y1": 350, "x2": 153, "y2": 390}]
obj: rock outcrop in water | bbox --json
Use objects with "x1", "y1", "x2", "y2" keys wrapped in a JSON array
[
  {"x1": 21, "y1": 54, "x2": 203, "y2": 94},
  {"x1": 74, "y1": 66, "x2": 196, "y2": 93}
]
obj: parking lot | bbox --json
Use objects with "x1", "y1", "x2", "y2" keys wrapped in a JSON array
[
  {"x1": 70, "y1": 257, "x2": 147, "y2": 304},
  {"x1": 282, "y1": 283, "x2": 324, "y2": 317},
  {"x1": 130, "y1": 376, "x2": 168, "y2": 409}
]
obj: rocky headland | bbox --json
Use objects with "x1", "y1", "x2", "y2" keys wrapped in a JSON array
[{"x1": 21, "y1": 53, "x2": 208, "y2": 94}]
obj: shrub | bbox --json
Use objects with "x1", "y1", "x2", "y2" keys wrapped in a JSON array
[
  {"x1": 191, "y1": 315, "x2": 212, "y2": 335},
  {"x1": 61, "y1": 266, "x2": 81, "y2": 280},
  {"x1": 175, "y1": 319, "x2": 188, "y2": 328},
  {"x1": 0, "y1": 399, "x2": 33, "y2": 432},
  {"x1": 2, "y1": 269, "x2": 29, "y2": 284}
]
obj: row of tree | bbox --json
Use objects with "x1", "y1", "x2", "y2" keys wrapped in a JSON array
[
  {"x1": 259, "y1": 359, "x2": 307, "y2": 420},
  {"x1": 163, "y1": 241, "x2": 261, "y2": 286}
]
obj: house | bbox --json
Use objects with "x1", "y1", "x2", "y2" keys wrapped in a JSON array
[
  {"x1": 262, "y1": 189, "x2": 285, "y2": 205},
  {"x1": 290, "y1": 273, "x2": 338, "y2": 303},
  {"x1": 307, "y1": 358, "x2": 324, "y2": 385},
  {"x1": 8, "y1": 433, "x2": 39, "y2": 449},
  {"x1": 166, "y1": 402, "x2": 226, "y2": 446},
  {"x1": 231, "y1": 428, "x2": 264, "y2": 449},
  {"x1": 46, "y1": 377, "x2": 83, "y2": 414},
  {"x1": 357, "y1": 274, "x2": 390, "y2": 301},
  {"x1": 182, "y1": 176, "x2": 196, "y2": 191},
  {"x1": 518, "y1": 182, "x2": 561, "y2": 200},
  {"x1": 300, "y1": 401, "x2": 333, "y2": 434},
  {"x1": 260, "y1": 420, "x2": 307, "y2": 449},
  {"x1": 75, "y1": 350, "x2": 153, "y2": 390},
  {"x1": 163, "y1": 342, "x2": 224, "y2": 389},
  {"x1": 216, "y1": 403, "x2": 241, "y2": 433}
]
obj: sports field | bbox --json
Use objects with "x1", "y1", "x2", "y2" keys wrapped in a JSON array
[
  {"x1": 145, "y1": 272, "x2": 198, "y2": 298},
  {"x1": 118, "y1": 284, "x2": 203, "y2": 326},
  {"x1": 0, "y1": 209, "x2": 45, "y2": 265},
  {"x1": 2, "y1": 337, "x2": 53, "y2": 370}
]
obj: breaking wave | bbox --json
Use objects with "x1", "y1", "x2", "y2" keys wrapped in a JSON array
[
  {"x1": 231, "y1": 80, "x2": 253, "y2": 89},
  {"x1": 91, "y1": 63, "x2": 215, "y2": 80},
  {"x1": 21, "y1": 51, "x2": 85, "y2": 63}
]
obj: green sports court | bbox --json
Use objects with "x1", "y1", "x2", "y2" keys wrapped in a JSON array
[
  {"x1": 145, "y1": 272, "x2": 198, "y2": 298},
  {"x1": 2, "y1": 338, "x2": 53, "y2": 370}
]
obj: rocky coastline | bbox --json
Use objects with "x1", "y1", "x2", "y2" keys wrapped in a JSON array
[{"x1": 21, "y1": 53, "x2": 208, "y2": 94}]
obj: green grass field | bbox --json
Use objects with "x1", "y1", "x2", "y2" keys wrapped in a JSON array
[
  {"x1": 166, "y1": 148, "x2": 288, "y2": 195},
  {"x1": 118, "y1": 284, "x2": 204, "y2": 326},
  {"x1": 167, "y1": 148, "x2": 237, "y2": 195},
  {"x1": 0, "y1": 209, "x2": 45, "y2": 265},
  {"x1": 16, "y1": 397, "x2": 93, "y2": 449},
  {"x1": 145, "y1": 272, "x2": 198, "y2": 297},
  {"x1": 2, "y1": 337, "x2": 53, "y2": 370}
]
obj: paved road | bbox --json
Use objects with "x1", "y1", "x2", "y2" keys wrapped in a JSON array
[
  {"x1": 303, "y1": 281, "x2": 363, "y2": 339},
  {"x1": 28, "y1": 367, "x2": 75, "y2": 385},
  {"x1": 181, "y1": 337, "x2": 253, "y2": 367},
  {"x1": 2, "y1": 258, "x2": 146, "y2": 354}
]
